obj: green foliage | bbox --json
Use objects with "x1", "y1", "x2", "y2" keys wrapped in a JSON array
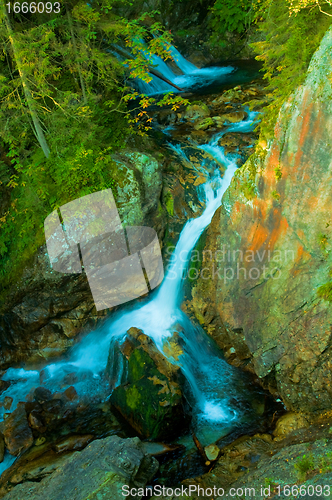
[
  {"x1": 271, "y1": 190, "x2": 280, "y2": 201},
  {"x1": 0, "y1": 0, "x2": 188, "y2": 296},
  {"x1": 319, "y1": 451, "x2": 332, "y2": 473},
  {"x1": 318, "y1": 232, "x2": 329, "y2": 256},
  {"x1": 0, "y1": 102, "x2": 129, "y2": 292},
  {"x1": 317, "y1": 280, "x2": 332, "y2": 303},
  {"x1": 251, "y1": 0, "x2": 332, "y2": 138},
  {"x1": 210, "y1": 0, "x2": 253, "y2": 35},
  {"x1": 274, "y1": 165, "x2": 282, "y2": 181},
  {"x1": 234, "y1": 146, "x2": 266, "y2": 200},
  {"x1": 294, "y1": 454, "x2": 315, "y2": 480}
]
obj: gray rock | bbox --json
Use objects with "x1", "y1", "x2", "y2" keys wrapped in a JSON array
[{"x1": 2, "y1": 435, "x2": 158, "y2": 500}]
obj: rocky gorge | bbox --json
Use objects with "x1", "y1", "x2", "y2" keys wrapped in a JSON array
[{"x1": 1, "y1": 4, "x2": 332, "y2": 500}]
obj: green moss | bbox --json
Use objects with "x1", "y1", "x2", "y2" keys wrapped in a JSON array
[
  {"x1": 128, "y1": 349, "x2": 151, "y2": 382},
  {"x1": 317, "y1": 282, "x2": 332, "y2": 302},
  {"x1": 126, "y1": 386, "x2": 142, "y2": 410},
  {"x1": 294, "y1": 454, "x2": 315, "y2": 481},
  {"x1": 165, "y1": 191, "x2": 174, "y2": 216},
  {"x1": 235, "y1": 148, "x2": 264, "y2": 200}
]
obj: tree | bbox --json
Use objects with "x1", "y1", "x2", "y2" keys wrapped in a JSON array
[{"x1": 0, "y1": 3, "x2": 53, "y2": 157}]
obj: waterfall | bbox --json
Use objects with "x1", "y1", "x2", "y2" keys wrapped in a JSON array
[
  {"x1": 0, "y1": 45, "x2": 261, "y2": 473},
  {"x1": 122, "y1": 41, "x2": 235, "y2": 95},
  {"x1": 0, "y1": 109, "x2": 259, "y2": 432}
]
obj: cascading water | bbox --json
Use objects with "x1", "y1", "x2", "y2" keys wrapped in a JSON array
[
  {"x1": 0, "y1": 45, "x2": 263, "y2": 476},
  {"x1": 120, "y1": 40, "x2": 235, "y2": 95}
]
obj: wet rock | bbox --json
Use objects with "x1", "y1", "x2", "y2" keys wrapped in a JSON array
[
  {"x1": 0, "y1": 433, "x2": 4, "y2": 463},
  {"x1": 0, "y1": 381, "x2": 10, "y2": 395},
  {"x1": 34, "y1": 387, "x2": 52, "y2": 404},
  {"x1": 204, "y1": 444, "x2": 220, "y2": 461},
  {"x1": 28, "y1": 410, "x2": 46, "y2": 434},
  {"x1": 141, "y1": 441, "x2": 184, "y2": 457},
  {"x1": 3, "y1": 397, "x2": 12, "y2": 411},
  {"x1": 107, "y1": 327, "x2": 188, "y2": 440},
  {"x1": 52, "y1": 434, "x2": 93, "y2": 453},
  {"x1": 157, "y1": 110, "x2": 178, "y2": 125},
  {"x1": 62, "y1": 386, "x2": 78, "y2": 403},
  {"x1": 273, "y1": 412, "x2": 310, "y2": 440},
  {"x1": 1, "y1": 435, "x2": 158, "y2": 500},
  {"x1": 217, "y1": 111, "x2": 248, "y2": 124},
  {"x1": 3, "y1": 403, "x2": 33, "y2": 456},
  {"x1": 193, "y1": 117, "x2": 215, "y2": 131},
  {"x1": 184, "y1": 103, "x2": 210, "y2": 121},
  {"x1": 189, "y1": 130, "x2": 211, "y2": 144},
  {"x1": 212, "y1": 87, "x2": 243, "y2": 105}
]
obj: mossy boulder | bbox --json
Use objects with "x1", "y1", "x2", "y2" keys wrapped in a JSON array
[
  {"x1": 193, "y1": 117, "x2": 215, "y2": 131},
  {"x1": 107, "y1": 328, "x2": 189, "y2": 440},
  {"x1": 184, "y1": 103, "x2": 210, "y2": 122}
]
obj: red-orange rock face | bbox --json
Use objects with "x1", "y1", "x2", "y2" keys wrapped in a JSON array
[{"x1": 192, "y1": 26, "x2": 332, "y2": 412}]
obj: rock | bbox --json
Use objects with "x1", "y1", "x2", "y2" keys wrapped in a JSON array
[
  {"x1": 1, "y1": 435, "x2": 158, "y2": 500},
  {"x1": 62, "y1": 386, "x2": 78, "y2": 402},
  {"x1": 0, "y1": 381, "x2": 10, "y2": 395},
  {"x1": 184, "y1": 103, "x2": 210, "y2": 121},
  {"x1": 107, "y1": 327, "x2": 188, "y2": 440},
  {"x1": 34, "y1": 387, "x2": 52, "y2": 404},
  {"x1": 157, "y1": 110, "x2": 178, "y2": 125},
  {"x1": 204, "y1": 444, "x2": 220, "y2": 461},
  {"x1": 0, "y1": 433, "x2": 4, "y2": 463},
  {"x1": 212, "y1": 87, "x2": 243, "y2": 105},
  {"x1": 141, "y1": 441, "x2": 184, "y2": 457},
  {"x1": 273, "y1": 412, "x2": 310, "y2": 439},
  {"x1": 3, "y1": 397, "x2": 12, "y2": 411},
  {"x1": 193, "y1": 117, "x2": 215, "y2": 131},
  {"x1": 191, "y1": 26, "x2": 332, "y2": 412},
  {"x1": 3, "y1": 403, "x2": 33, "y2": 456},
  {"x1": 217, "y1": 111, "x2": 248, "y2": 123},
  {"x1": 229, "y1": 437, "x2": 332, "y2": 498},
  {"x1": 189, "y1": 130, "x2": 211, "y2": 144},
  {"x1": 52, "y1": 434, "x2": 94, "y2": 453},
  {"x1": 28, "y1": 410, "x2": 46, "y2": 434}
]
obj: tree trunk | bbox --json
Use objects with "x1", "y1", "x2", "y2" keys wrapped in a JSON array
[
  {"x1": 2, "y1": 6, "x2": 50, "y2": 158},
  {"x1": 66, "y1": 6, "x2": 87, "y2": 104}
]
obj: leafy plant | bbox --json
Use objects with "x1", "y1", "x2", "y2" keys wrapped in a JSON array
[
  {"x1": 209, "y1": 0, "x2": 253, "y2": 35},
  {"x1": 275, "y1": 165, "x2": 282, "y2": 181},
  {"x1": 294, "y1": 454, "x2": 315, "y2": 480},
  {"x1": 251, "y1": 0, "x2": 332, "y2": 139}
]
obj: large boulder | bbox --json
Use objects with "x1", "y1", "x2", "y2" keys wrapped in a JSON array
[
  {"x1": 191, "y1": 26, "x2": 332, "y2": 412},
  {"x1": 107, "y1": 328, "x2": 188, "y2": 440},
  {"x1": 1, "y1": 435, "x2": 158, "y2": 500},
  {"x1": 3, "y1": 403, "x2": 33, "y2": 456}
]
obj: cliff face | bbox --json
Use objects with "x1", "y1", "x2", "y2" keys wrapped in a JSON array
[{"x1": 192, "y1": 26, "x2": 332, "y2": 412}]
